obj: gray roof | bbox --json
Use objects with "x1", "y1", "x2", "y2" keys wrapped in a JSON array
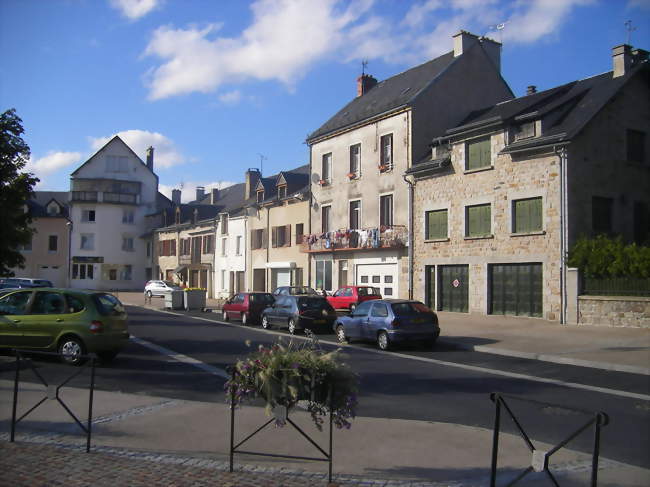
[
  {"x1": 27, "y1": 191, "x2": 69, "y2": 218},
  {"x1": 307, "y1": 51, "x2": 456, "y2": 142}
]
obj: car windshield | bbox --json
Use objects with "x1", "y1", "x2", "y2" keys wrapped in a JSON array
[
  {"x1": 292, "y1": 287, "x2": 318, "y2": 295},
  {"x1": 391, "y1": 302, "x2": 433, "y2": 316},
  {"x1": 357, "y1": 287, "x2": 380, "y2": 296},
  {"x1": 298, "y1": 297, "x2": 330, "y2": 310},
  {"x1": 163, "y1": 281, "x2": 177, "y2": 287},
  {"x1": 93, "y1": 293, "x2": 126, "y2": 315},
  {"x1": 250, "y1": 293, "x2": 275, "y2": 305}
]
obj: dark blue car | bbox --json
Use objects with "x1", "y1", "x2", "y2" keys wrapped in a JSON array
[{"x1": 334, "y1": 299, "x2": 440, "y2": 350}]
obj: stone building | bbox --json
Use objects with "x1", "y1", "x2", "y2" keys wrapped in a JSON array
[
  {"x1": 305, "y1": 31, "x2": 513, "y2": 297},
  {"x1": 406, "y1": 44, "x2": 649, "y2": 322}
]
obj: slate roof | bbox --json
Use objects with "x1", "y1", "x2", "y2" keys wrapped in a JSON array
[
  {"x1": 256, "y1": 164, "x2": 309, "y2": 205},
  {"x1": 307, "y1": 51, "x2": 457, "y2": 142},
  {"x1": 443, "y1": 60, "x2": 649, "y2": 153},
  {"x1": 27, "y1": 191, "x2": 69, "y2": 218}
]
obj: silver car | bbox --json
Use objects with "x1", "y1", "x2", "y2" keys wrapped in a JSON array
[{"x1": 144, "y1": 280, "x2": 182, "y2": 297}]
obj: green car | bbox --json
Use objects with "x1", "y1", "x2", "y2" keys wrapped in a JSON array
[{"x1": 0, "y1": 288, "x2": 129, "y2": 365}]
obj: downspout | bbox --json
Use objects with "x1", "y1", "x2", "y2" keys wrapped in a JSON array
[
  {"x1": 243, "y1": 215, "x2": 248, "y2": 292},
  {"x1": 402, "y1": 173, "x2": 415, "y2": 300},
  {"x1": 554, "y1": 145, "x2": 568, "y2": 324},
  {"x1": 266, "y1": 204, "x2": 270, "y2": 291},
  {"x1": 307, "y1": 144, "x2": 313, "y2": 288}
]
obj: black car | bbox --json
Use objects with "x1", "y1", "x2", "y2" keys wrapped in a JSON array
[
  {"x1": 272, "y1": 286, "x2": 320, "y2": 297},
  {"x1": 261, "y1": 295, "x2": 337, "y2": 334}
]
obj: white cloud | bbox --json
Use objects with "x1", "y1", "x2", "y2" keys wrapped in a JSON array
[
  {"x1": 109, "y1": 0, "x2": 161, "y2": 20},
  {"x1": 26, "y1": 151, "x2": 82, "y2": 187},
  {"x1": 627, "y1": 0, "x2": 650, "y2": 9},
  {"x1": 142, "y1": 0, "x2": 598, "y2": 100},
  {"x1": 218, "y1": 90, "x2": 243, "y2": 105},
  {"x1": 159, "y1": 181, "x2": 237, "y2": 203},
  {"x1": 90, "y1": 129, "x2": 184, "y2": 169}
]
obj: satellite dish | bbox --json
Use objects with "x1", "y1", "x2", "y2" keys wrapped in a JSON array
[{"x1": 311, "y1": 173, "x2": 321, "y2": 185}]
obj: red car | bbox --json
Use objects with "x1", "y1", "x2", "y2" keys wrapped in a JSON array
[
  {"x1": 327, "y1": 285, "x2": 382, "y2": 312},
  {"x1": 222, "y1": 292, "x2": 275, "y2": 325}
]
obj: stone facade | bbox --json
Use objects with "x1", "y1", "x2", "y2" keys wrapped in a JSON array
[{"x1": 578, "y1": 296, "x2": 650, "y2": 328}]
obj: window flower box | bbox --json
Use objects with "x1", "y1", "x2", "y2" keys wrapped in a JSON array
[
  {"x1": 318, "y1": 179, "x2": 328, "y2": 186},
  {"x1": 378, "y1": 164, "x2": 390, "y2": 172},
  {"x1": 346, "y1": 172, "x2": 357, "y2": 179}
]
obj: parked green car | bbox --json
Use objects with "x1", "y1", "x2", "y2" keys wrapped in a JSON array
[{"x1": 0, "y1": 288, "x2": 129, "y2": 365}]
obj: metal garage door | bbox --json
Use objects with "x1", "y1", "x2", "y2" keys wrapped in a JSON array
[
  {"x1": 490, "y1": 263, "x2": 542, "y2": 317},
  {"x1": 39, "y1": 265, "x2": 65, "y2": 287},
  {"x1": 438, "y1": 265, "x2": 469, "y2": 312},
  {"x1": 355, "y1": 263, "x2": 398, "y2": 298}
]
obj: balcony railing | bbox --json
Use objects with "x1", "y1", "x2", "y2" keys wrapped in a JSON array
[
  {"x1": 300, "y1": 225, "x2": 407, "y2": 253},
  {"x1": 71, "y1": 191, "x2": 98, "y2": 202},
  {"x1": 179, "y1": 255, "x2": 191, "y2": 265},
  {"x1": 103, "y1": 192, "x2": 137, "y2": 204}
]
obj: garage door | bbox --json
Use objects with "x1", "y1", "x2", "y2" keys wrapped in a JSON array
[
  {"x1": 39, "y1": 265, "x2": 65, "y2": 287},
  {"x1": 490, "y1": 263, "x2": 542, "y2": 317},
  {"x1": 355, "y1": 263, "x2": 398, "y2": 298},
  {"x1": 438, "y1": 265, "x2": 469, "y2": 313}
]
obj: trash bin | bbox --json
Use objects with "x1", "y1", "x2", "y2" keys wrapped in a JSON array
[
  {"x1": 164, "y1": 290, "x2": 184, "y2": 310},
  {"x1": 183, "y1": 289, "x2": 206, "y2": 311}
]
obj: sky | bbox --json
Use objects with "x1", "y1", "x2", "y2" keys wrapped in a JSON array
[{"x1": 1, "y1": 0, "x2": 649, "y2": 202}]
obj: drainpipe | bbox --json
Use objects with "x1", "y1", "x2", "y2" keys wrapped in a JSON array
[
  {"x1": 554, "y1": 146, "x2": 568, "y2": 324},
  {"x1": 402, "y1": 173, "x2": 415, "y2": 300},
  {"x1": 66, "y1": 219, "x2": 73, "y2": 287}
]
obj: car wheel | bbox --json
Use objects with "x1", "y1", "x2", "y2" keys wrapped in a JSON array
[
  {"x1": 242, "y1": 313, "x2": 248, "y2": 325},
  {"x1": 58, "y1": 336, "x2": 86, "y2": 366},
  {"x1": 336, "y1": 325, "x2": 347, "y2": 343},
  {"x1": 97, "y1": 351, "x2": 118, "y2": 363},
  {"x1": 145, "y1": 290, "x2": 152, "y2": 298},
  {"x1": 222, "y1": 310, "x2": 229, "y2": 321},
  {"x1": 377, "y1": 331, "x2": 390, "y2": 351},
  {"x1": 288, "y1": 318, "x2": 297, "y2": 335},
  {"x1": 349, "y1": 303, "x2": 356, "y2": 313},
  {"x1": 261, "y1": 315, "x2": 271, "y2": 329}
]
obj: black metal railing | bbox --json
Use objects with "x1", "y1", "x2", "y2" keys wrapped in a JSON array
[
  {"x1": 10, "y1": 350, "x2": 97, "y2": 452},
  {"x1": 582, "y1": 276, "x2": 650, "y2": 297},
  {"x1": 228, "y1": 367, "x2": 334, "y2": 483},
  {"x1": 489, "y1": 393, "x2": 609, "y2": 487}
]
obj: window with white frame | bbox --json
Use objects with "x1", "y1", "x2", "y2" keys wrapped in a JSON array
[
  {"x1": 48, "y1": 235, "x2": 58, "y2": 253},
  {"x1": 321, "y1": 153, "x2": 332, "y2": 182},
  {"x1": 122, "y1": 236, "x2": 134, "y2": 252},
  {"x1": 120, "y1": 265, "x2": 132, "y2": 280},
  {"x1": 122, "y1": 209, "x2": 134, "y2": 224},
  {"x1": 81, "y1": 209, "x2": 96, "y2": 222},
  {"x1": 221, "y1": 270, "x2": 227, "y2": 289},
  {"x1": 315, "y1": 260, "x2": 332, "y2": 291},
  {"x1": 321, "y1": 205, "x2": 331, "y2": 233},
  {"x1": 380, "y1": 134, "x2": 393, "y2": 170},
  {"x1": 349, "y1": 200, "x2": 361, "y2": 230},
  {"x1": 72, "y1": 264, "x2": 94, "y2": 280},
  {"x1": 349, "y1": 144, "x2": 361, "y2": 177},
  {"x1": 380, "y1": 194, "x2": 393, "y2": 227},
  {"x1": 80, "y1": 234, "x2": 94, "y2": 250},
  {"x1": 236, "y1": 235, "x2": 242, "y2": 255},
  {"x1": 221, "y1": 238, "x2": 227, "y2": 256}
]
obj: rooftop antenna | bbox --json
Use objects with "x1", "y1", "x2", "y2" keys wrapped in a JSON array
[
  {"x1": 488, "y1": 21, "x2": 508, "y2": 44},
  {"x1": 361, "y1": 59, "x2": 368, "y2": 76},
  {"x1": 257, "y1": 153, "x2": 267, "y2": 175},
  {"x1": 625, "y1": 20, "x2": 636, "y2": 45}
]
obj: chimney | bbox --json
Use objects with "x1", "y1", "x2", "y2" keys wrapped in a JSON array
[
  {"x1": 356, "y1": 74, "x2": 378, "y2": 97},
  {"x1": 453, "y1": 30, "x2": 479, "y2": 58},
  {"x1": 245, "y1": 168, "x2": 261, "y2": 199},
  {"x1": 146, "y1": 146, "x2": 154, "y2": 171},
  {"x1": 171, "y1": 189, "x2": 181, "y2": 205},
  {"x1": 479, "y1": 36, "x2": 501, "y2": 72},
  {"x1": 526, "y1": 85, "x2": 537, "y2": 95},
  {"x1": 612, "y1": 44, "x2": 649, "y2": 78},
  {"x1": 196, "y1": 186, "x2": 205, "y2": 201},
  {"x1": 211, "y1": 187, "x2": 219, "y2": 204}
]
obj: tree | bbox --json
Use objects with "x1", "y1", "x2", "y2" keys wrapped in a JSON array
[{"x1": 0, "y1": 108, "x2": 39, "y2": 276}]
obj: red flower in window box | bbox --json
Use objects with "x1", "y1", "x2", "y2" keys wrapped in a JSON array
[
  {"x1": 346, "y1": 172, "x2": 357, "y2": 179},
  {"x1": 378, "y1": 164, "x2": 389, "y2": 172},
  {"x1": 318, "y1": 179, "x2": 328, "y2": 186}
]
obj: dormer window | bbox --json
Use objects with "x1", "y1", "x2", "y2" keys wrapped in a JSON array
[
  {"x1": 257, "y1": 190, "x2": 264, "y2": 203},
  {"x1": 278, "y1": 185, "x2": 287, "y2": 199},
  {"x1": 175, "y1": 207, "x2": 180, "y2": 225},
  {"x1": 513, "y1": 121, "x2": 536, "y2": 141},
  {"x1": 47, "y1": 202, "x2": 60, "y2": 216}
]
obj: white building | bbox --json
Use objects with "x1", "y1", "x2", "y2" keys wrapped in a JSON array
[{"x1": 68, "y1": 136, "x2": 162, "y2": 290}]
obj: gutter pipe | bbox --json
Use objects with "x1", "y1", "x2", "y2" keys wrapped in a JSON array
[{"x1": 402, "y1": 173, "x2": 415, "y2": 300}]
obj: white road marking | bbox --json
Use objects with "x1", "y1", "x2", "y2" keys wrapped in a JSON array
[{"x1": 131, "y1": 307, "x2": 650, "y2": 402}]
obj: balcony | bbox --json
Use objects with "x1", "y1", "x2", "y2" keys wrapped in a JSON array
[
  {"x1": 300, "y1": 225, "x2": 407, "y2": 253},
  {"x1": 71, "y1": 191, "x2": 98, "y2": 202},
  {"x1": 103, "y1": 192, "x2": 137, "y2": 204},
  {"x1": 179, "y1": 255, "x2": 192, "y2": 265}
]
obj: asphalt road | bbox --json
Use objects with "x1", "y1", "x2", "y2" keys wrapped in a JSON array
[{"x1": 3, "y1": 304, "x2": 649, "y2": 469}]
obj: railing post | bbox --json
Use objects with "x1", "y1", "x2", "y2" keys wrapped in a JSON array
[
  {"x1": 490, "y1": 393, "x2": 501, "y2": 487},
  {"x1": 229, "y1": 367, "x2": 235, "y2": 473},
  {"x1": 86, "y1": 357, "x2": 96, "y2": 453},
  {"x1": 10, "y1": 351, "x2": 20, "y2": 443}
]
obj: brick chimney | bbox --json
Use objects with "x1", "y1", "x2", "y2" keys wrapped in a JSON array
[
  {"x1": 245, "y1": 168, "x2": 261, "y2": 199},
  {"x1": 146, "y1": 146, "x2": 154, "y2": 171},
  {"x1": 172, "y1": 189, "x2": 181, "y2": 205},
  {"x1": 526, "y1": 85, "x2": 537, "y2": 95},
  {"x1": 612, "y1": 44, "x2": 649, "y2": 78},
  {"x1": 211, "y1": 187, "x2": 219, "y2": 204},
  {"x1": 196, "y1": 186, "x2": 205, "y2": 201},
  {"x1": 453, "y1": 30, "x2": 479, "y2": 58},
  {"x1": 357, "y1": 74, "x2": 378, "y2": 97}
]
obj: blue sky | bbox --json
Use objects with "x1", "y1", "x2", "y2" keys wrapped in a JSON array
[{"x1": 1, "y1": 0, "x2": 648, "y2": 202}]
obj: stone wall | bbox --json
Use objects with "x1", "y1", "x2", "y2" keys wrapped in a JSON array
[{"x1": 578, "y1": 296, "x2": 650, "y2": 328}]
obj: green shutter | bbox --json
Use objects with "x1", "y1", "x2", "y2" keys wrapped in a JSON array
[
  {"x1": 514, "y1": 198, "x2": 542, "y2": 233},
  {"x1": 467, "y1": 204, "x2": 490, "y2": 237},
  {"x1": 427, "y1": 210, "x2": 447, "y2": 239},
  {"x1": 467, "y1": 138, "x2": 491, "y2": 170}
]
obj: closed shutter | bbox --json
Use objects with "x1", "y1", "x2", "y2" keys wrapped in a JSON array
[
  {"x1": 271, "y1": 227, "x2": 277, "y2": 248},
  {"x1": 467, "y1": 204, "x2": 491, "y2": 237},
  {"x1": 427, "y1": 210, "x2": 447, "y2": 239},
  {"x1": 490, "y1": 263, "x2": 542, "y2": 317},
  {"x1": 514, "y1": 198, "x2": 542, "y2": 233},
  {"x1": 285, "y1": 224, "x2": 291, "y2": 247}
]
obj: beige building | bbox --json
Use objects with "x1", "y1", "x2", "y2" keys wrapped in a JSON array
[
  {"x1": 12, "y1": 192, "x2": 70, "y2": 287},
  {"x1": 407, "y1": 44, "x2": 649, "y2": 322},
  {"x1": 305, "y1": 31, "x2": 513, "y2": 297},
  {"x1": 249, "y1": 165, "x2": 310, "y2": 292}
]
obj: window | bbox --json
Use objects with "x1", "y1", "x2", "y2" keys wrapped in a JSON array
[
  {"x1": 221, "y1": 270, "x2": 227, "y2": 289},
  {"x1": 315, "y1": 260, "x2": 332, "y2": 291},
  {"x1": 80, "y1": 234, "x2": 94, "y2": 250},
  {"x1": 236, "y1": 236, "x2": 242, "y2": 255},
  {"x1": 321, "y1": 153, "x2": 332, "y2": 182},
  {"x1": 380, "y1": 134, "x2": 393, "y2": 170},
  {"x1": 109, "y1": 269, "x2": 117, "y2": 280},
  {"x1": 514, "y1": 122, "x2": 536, "y2": 141},
  {"x1": 627, "y1": 129, "x2": 645, "y2": 163},
  {"x1": 31, "y1": 292, "x2": 66, "y2": 314},
  {"x1": 48, "y1": 235, "x2": 58, "y2": 252},
  {"x1": 380, "y1": 194, "x2": 393, "y2": 227},
  {"x1": 466, "y1": 204, "x2": 491, "y2": 237},
  {"x1": 466, "y1": 137, "x2": 491, "y2": 170},
  {"x1": 257, "y1": 190, "x2": 264, "y2": 203},
  {"x1": 72, "y1": 264, "x2": 94, "y2": 280},
  {"x1": 120, "y1": 265, "x2": 132, "y2": 280},
  {"x1": 349, "y1": 144, "x2": 361, "y2": 176},
  {"x1": 0, "y1": 291, "x2": 30, "y2": 315},
  {"x1": 122, "y1": 209, "x2": 134, "y2": 224},
  {"x1": 513, "y1": 197, "x2": 543, "y2": 233},
  {"x1": 296, "y1": 223, "x2": 304, "y2": 245},
  {"x1": 349, "y1": 200, "x2": 361, "y2": 230},
  {"x1": 122, "y1": 237, "x2": 134, "y2": 252},
  {"x1": 66, "y1": 295, "x2": 85, "y2": 313},
  {"x1": 146, "y1": 242, "x2": 151, "y2": 257},
  {"x1": 371, "y1": 303, "x2": 389, "y2": 318},
  {"x1": 321, "y1": 205, "x2": 331, "y2": 233},
  {"x1": 272, "y1": 225, "x2": 291, "y2": 247},
  {"x1": 278, "y1": 185, "x2": 287, "y2": 199},
  {"x1": 425, "y1": 209, "x2": 448, "y2": 240},
  {"x1": 251, "y1": 229, "x2": 266, "y2": 250},
  {"x1": 221, "y1": 238, "x2": 227, "y2": 256},
  {"x1": 592, "y1": 196, "x2": 613, "y2": 236},
  {"x1": 106, "y1": 155, "x2": 129, "y2": 172},
  {"x1": 82, "y1": 209, "x2": 96, "y2": 222},
  {"x1": 220, "y1": 214, "x2": 228, "y2": 234},
  {"x1": 47, "y1": 203, "x2": 60, "y2": 216},
  {"x1": 180, "y1": 238, "x2": 191, "y2": 255}
]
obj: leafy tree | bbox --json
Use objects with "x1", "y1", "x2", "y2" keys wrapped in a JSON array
[
  {"x1": 0, "y1": 109, "x2": 39, "y2": 276},
  {"x1": 568, "y1": 235, "x2": 650, "y2": 278}
]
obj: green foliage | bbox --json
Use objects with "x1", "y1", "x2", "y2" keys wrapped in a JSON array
[
  {"x1": 0, "y1": 109, "x2": 39, "y2": 276},
  {"x1": 568, "y1": 235, "x2": 650, "y2": 278}
]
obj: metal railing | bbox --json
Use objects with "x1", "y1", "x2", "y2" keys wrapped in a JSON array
[
  {"x1": 582, "y1": 276, "x2": 650, "y2": 297},
  {"x1": 300, "y1": 225, "x2": 408, "y2": 253},
  {"x1": 10, "y1": 350, "x2": 97, "y2": 452},
  {"x1": 489, "y1": 393, "x2": 609, "y2": 487}
]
